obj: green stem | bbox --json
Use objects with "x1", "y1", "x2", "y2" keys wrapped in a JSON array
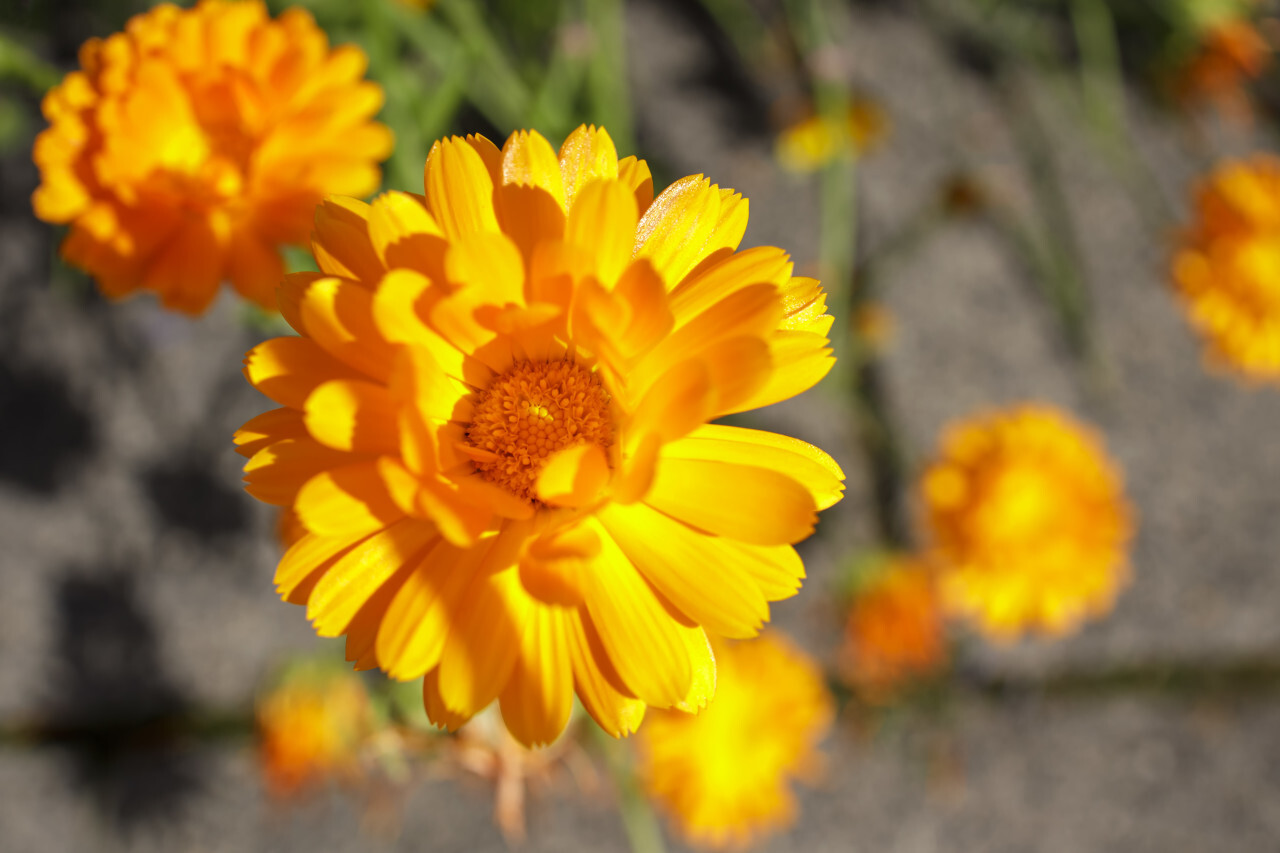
[{"x1": 584, "y1": 0, "x2": 633, "y2": 153}]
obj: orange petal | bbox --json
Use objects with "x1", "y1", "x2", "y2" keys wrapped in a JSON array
[
  {"x1": 617, "y1": 155, "x2": 655, "y2": 214},
  {"x1": 294, "y1": 460, "x2": 405, "y2": 537},
  {"x1": 499, "y1": 605, "x2": 574, "y2": 747},
  {"x1": 536, "y1": 443, "x2": 611, "y2": 507},
  {"x1": 304, "y1": 379, "x2": 400, "y2": 454},
  {"x1": 243, "y1": 437, "x2": 353, "y2": 506},
  {"x1": 367, "y1": 190, "x2": 446, "y2": 276},
  {"x1": 375, "y1": 537, "x2": 474, "y2": 680},
  {"x1": 234, "y1": 407, "x2": 306, "y2": 458},
  {"x1": 274, "y1": 528, "x2": 377, "y2": 601},
  {"x1": 501, "y1": 129, "x2": 567, "y2": 208},
  {"x1": 567, "y1": 610, "x2": 645, "y2": 737},
  {"x1": 243, "y1": 336, "x2": 364, "y2": 410},
  {"x1": 297, "y1": 276, "x2": 395, "y2": 382},
  {"x1": 312, "y1": 196, "x2": 382, "y2": 282}
]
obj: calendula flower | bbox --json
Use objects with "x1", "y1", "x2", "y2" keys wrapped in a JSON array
[
  {"x1": 838, "y1": 555, "x2": 946, "y2": 699},
  {"x1": 637, "y1": 631, "x2": 833, "y2": 850},
  {"x1": 257, "y1": 662, "x2": 377, "y2": 797},
  {"x1": 774, "y1": 97, "x2": 887, "y2": 174},
  {"x1": 1176, "y1": 15, "x2": 1270, "y2": 121},
  {"x1": 922, "y1": 405, "x2": 1134, "y2": 640},
  {"x1": 1172, "y1": 155, "x2": 1280, "y2": 380},
  {"x1": 235, "y1": 125, "x2": 843, "y2": 747},
  {"x1": 32, "y1": 0, "x2": 392, "y2": 314}
]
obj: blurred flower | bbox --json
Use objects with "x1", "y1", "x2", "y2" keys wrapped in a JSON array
[
  {"x1": 444, "y1": 706, "x2": 584, "y2": 844},
  {"x1": 838, "y1": 555, "x2": 946, "y2": 699},
  {"x1": 938, "y1": 173, "x2": 989, "y2": 219},
  {"x1": 775, "y1": 97, "x2": 887, "y2": 173},
  {"x1": 257, "y1": 662, "x2": 377, "y2": 798},
  {"x1": 31, "y1": 0, "x2": 392, "y2": 314},
  {"x1": 852, "y1": 301, "x2": 895, "y2": 353},
  {"x1": 395, "y1": 0, "x2": 437, "y2": 10},
  {"x1": 1172, "y1": 155, "x2": 1280, "y2": 380},
  {"x1": 1176, "y1": 15, "x2": 1270, "y2": 120},
  {"x1": 922, "y1": 405, "x2": 1134, "y2": 640},
  {"x1": 234, "y1": 125, "x2": 843, "y2": 747},
  {"x1": 637, "y1": 631, "x2": 833, "y2": 850}
]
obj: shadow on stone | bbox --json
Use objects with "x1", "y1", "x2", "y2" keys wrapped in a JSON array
[
  {"x1": 0, "y1": 357, "x2": 95, "y2": 496},
  {"x1": 143, "y1": 454, "x2": 250, "y2": 546},
  {"x1": 47, "y1": 570, "x2": 203, "y2": 832}
]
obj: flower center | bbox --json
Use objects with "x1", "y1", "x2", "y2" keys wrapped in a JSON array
[{"x1": 465, "y1": 360, "x2": 614, "y2": 502}]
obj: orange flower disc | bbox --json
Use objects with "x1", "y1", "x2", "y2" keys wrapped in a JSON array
[
  {"x1": 235, "y1": 125, "x2": 844, "y2": 747},
  {"x1": 32, "y1": 0, "x2": 392, "y2": 314}
]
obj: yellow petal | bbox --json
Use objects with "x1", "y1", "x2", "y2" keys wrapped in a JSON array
[
  {"x1": 643, "y1": 457, "x2": 818, "y2": 545},
  {"x1": 375, "y1": 537, "x2": 473, "y2": 680},
  {"x1": 387, "y1": 342, "x2": 473, "y2": 423},
  {"x1": 627, "y1": 360, "x2": 713, "y2": 449},
  {"x1": 635, "y1": 176, "x2": 747, "y2": 288},
  {"x1": 518, "y1": 523, "x2": 600, "y2": 606},
  {"x1": 424, "y1": 136, "x2": 500, "y2": 241},
  {"x1": 599, "y1": 502, "x2": 771, "y2": 638},
  {"x1": 312, "y1": 196, "x2": 382, "y2": 282},
  {"x1": 444, "y1": 230, "x2": 526, "y2": 306},
  {"x1": 234, "y1": 407, "x2": 305, "y2": 458},
  {"x1": 243, "y1": 437, "x2": 352, "y2": 506},
  {"x1": 306, "y1": 517, "x2": 439, "y2": 636},
  {"x1": 423, "y1": 667, "x2": 471, "y2": 731},
  {"x1": 666, "y1": 424, "x2": 845, "y2": 511},
  {"x1": 673, "y1": 626, "x2": 716, "y2": 713},
  {"x1": 564, "y1": 179, "x2": 638, "y2": 288},
  {"x1": 583, "y1": 520, "x2": 694, "y2": 707},
  {"x1": 567, "y1": 610, "x2": 645, "y2": 737},
  {"x1": 243, "y1": 336, "x2": 363, "y2": 409},
  {"x1": 499, "y1": 605, "x2": 574, "y2": 747},
  {"x1": 501, "y1": 129, "x2": 567, "y2": 208},
  {"x1": 294, "y1": 460, "x2": 405, "y2": 537},
  {"x1": 367, "y1": 190, "x2": 447, "y2": 278},
  {"x1": 297, "y1": 276, "x2": 395, "y2": 382},
  {"x1": 274, "y1": 528, "x2": 376, "y2": 602},
  {"x1": 618, "y1": 155, "x2": 655, "y2": 214},
  {"x1": 343, "y1": 559, "x2": 417, "y2": 671},
  {"x1": 559, "y1": 124, "x2": 618, "y2": 211},
  {"x1": 437, "y1": 530, "x2": 529, "y2": 715},
  {"x1": 735, "y1": 331, "x2": 835, "y2": 412},
  {"x1": 669, "y1": 245, "x2": 793, "y2": 321},
  {"x1": 304, "y1": 379, "x2": 400, "y2": 454},
  {"x1": 536, "y1": 443, "x2": 611, "y2": 507}
]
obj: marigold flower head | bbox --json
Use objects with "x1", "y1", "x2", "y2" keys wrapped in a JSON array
[
  {"x1": 32, "y1": 0, "x2": 392, "y2": 314},
  {"x1": 1172, "y1": 155, "x2": 1280, "y2": 380},
  {"x1": 1176, "y1": 15, "x2": 1270, "y2": 120},
  {"x1": 234, "y1": 125, "x2": 843, "y2": 748},
  {"x1": 257, "y1": 663, "x2": 376, "y2": 797},
  {"x1": 774, "y1": 97, "x2": 886, "y2": 174},
  {"x1": 921, "y1": 405, "x2": 1134, "y2": 641},
  {"x1": 636, "y1": 631, "x2": 833, "y2": 850},
  {"x1": 838, "y1": 555, "x2": 946, "y2": 699}
]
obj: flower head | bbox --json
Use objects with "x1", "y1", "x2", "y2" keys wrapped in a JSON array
[
  {"x1": 256, "y1": 662, "x2": 376, "y2": 797},
  {"x1": 235, "y1": 125, "x2": 843, "y2": 747},
  {"x1": 32, "y1": 0, "x2": 392, "y2": 314},
  {"x1": 636, "y1": 631, "x2": 833, "y2": 850},
  {"x1": 921, "y1": 405, "x2": 1133, "y2": 640},
  {"x1": 1176, "y1": 15, "x2": 1270, "y2": 121},
  {"x1": 774, "y1": 96, "x2": 886, "y2": 174},
  {"x1": 1173, "y1": 155, "x2": 1280, "y2": 380},
  {"x1": 838, "y1": 555, "x2": 946, "y2": 699}
]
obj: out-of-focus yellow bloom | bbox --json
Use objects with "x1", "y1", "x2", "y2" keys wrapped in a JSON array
[
  {"x1": 32, "y1": 0, "x2": 392, "y2": 314},
  {"x1": 775, "y1": 97, "x2": 887, "y2": 173},
  {"x1": 852, "y1": 301, "x2": 895, "y2": 353},
  {"x1": 1177, "y1": 16, "x2": 1270, "y2": 120},
  {"x1": 922, "y1": 405, "x2": 1134, "y2": 641},
  {"x1": 234, "y1": 125, "x2": 843, "y2": 749},
  {"x1": 637, "y1": 631, "x2": 833, "y2": 849},
  {"x1": 257, "y1": 664, "x2": 376, "y2": 797},
  {"x1": 1172, "y1": 155, "x2": 1280, "y2": 380},
  {"x1": 838, "y1": 556, "x2": 946, "y2": 699}
]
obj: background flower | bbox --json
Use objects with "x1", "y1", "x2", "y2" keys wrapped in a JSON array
[
  {"x1": 31, "y1": 0, "x2": 392, "y2": 314},
  {"x1": 921, "y1": 405, "x2": 1134, "y2": 640},
  {"x1": 636, "y1": 631, "x2": 833, "y2": 850}
]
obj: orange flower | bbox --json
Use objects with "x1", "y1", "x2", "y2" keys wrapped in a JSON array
[
  {"x1": 234, "y1": 125, "x2": 843, "y2": 747},
  {"x1": 1177, "y1": 17, "x2": 1270, "y2": 120},
  {"x1": 839, "y1": 556, "x2": 946, "y2": 698},
  {"x1": 257, "y1": 663, "x2": 376, "y2": 797},
  {"x1": 922, "y1": 405, "x2": 1134, "y2": 640},
  {"x1": 1172, "y1": 155, "x2": 1280, "y2": 380},
  {"x1": 637, "y1": 632, "x2": 833, "y2": 849},
  {"x1": 32, "y1": 0, "x2": 392, "y2": 314}
]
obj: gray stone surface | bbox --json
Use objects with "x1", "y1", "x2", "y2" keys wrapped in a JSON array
[{"x1": 2, "y1": 1, "x2": 1280, "y2": 851}]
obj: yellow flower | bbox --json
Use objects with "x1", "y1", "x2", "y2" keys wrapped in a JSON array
[
  {"x1": 32, "y1": 0, "x2": 392, "y2": 315},
  {"x1": 838, "y1": 555, "x2": 946, "y2": 699},
  {"x1": 921, "y1": 405, "x2": 1134, "y2": 640},
  {"x1": 637, "y1": 631, "x2": 833, "y2": 850},
  {"x1": 234, "y1": 125, "x2": 843, "y2": 747},
  {"x1": 1172, "y1": 155, "x2": 1280, "y2": 380},
  {"x1": 774, "y1": 97, "x2": 887, "y2": 174},
  {"x1": 257, "y1": 663, "x2": 376, "y2": 797}
]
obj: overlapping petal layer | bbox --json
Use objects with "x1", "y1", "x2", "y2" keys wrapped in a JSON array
[
  {"x1": 237, "y1": 126, "x2": 842, "y2": 746},
  {"x1": 32, "y1": 0, "x2": 392, "y2": 314}
]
